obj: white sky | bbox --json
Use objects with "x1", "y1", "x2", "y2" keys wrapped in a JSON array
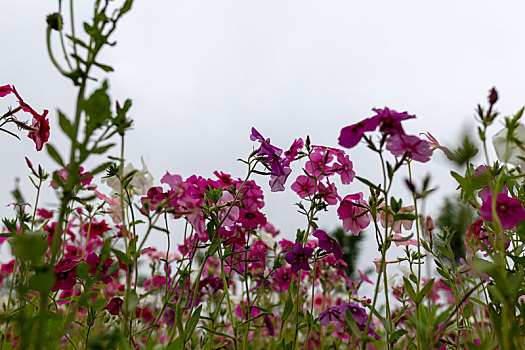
[{"x1": 1, "y1": 1, "x2": 525, "y2": 273}]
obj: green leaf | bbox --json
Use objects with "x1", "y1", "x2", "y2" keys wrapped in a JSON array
[
  {"x1": 403, "y1": 277, "x2": 416, "y2": 301},
  {"x1": 94, "y1": 61, "x2": 114, "y2": 72},
  {"x1": 125, "y1": 290, "x2": 139, "y2": 314},
  {"x1": 112, "y1": 248, "x2": 132, "y2": 266},
  {"x1": 46, "y1": 144, "x2": 65, "y2": 166},
  {"x1": 9, "y1": 232, "x2": 48, "y2": 262},
  {"x1": 165, "y1": 338, "x2": 183, "y2": 350},
  {"x1": 355, "y1": 176, "x2": 382, "y2": 193},
  {"x1": 185, "y1": 305, "x2": 202, "y2": 339},
  {"x1": 58, "y1": 110, "x2": 75, "y2": 139},
  {"x1": 415, "y1": 278, "x2": 435, "y2": 304},
  {"x1": 29, "y1": 267, "x2": 55, "y2": 292},
  {"x1": 282, "y1": 293, "x2": 294, "y2": 323}
]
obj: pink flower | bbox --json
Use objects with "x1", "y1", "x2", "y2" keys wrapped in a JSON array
[
  {"x1": 291, "y1": 175, "x2": 316, "y2": 198},
  {"x1": 27, "y1": 109, "x2": 50, "y2": 152},
  {"x1": 480, "y1": 193, "x2": 525, "y2": 230},
  {"x1": 337, "y1": 193, "x2": 370, "y2": 236},
  {"x1": 420, "y1": 132, "x2": 454, "y2": 160},
  {"x1": 379, "y1": 204, "x2": 415, "y2": 233},
  {"x1": 386, "y1": 134, "x2": 432, "y2": 162},
  {"x1": 392, "y1": 233, "x2": 419, "y2": 247},
  {"x1": 335, "y1": 153, "x2": 355, "y2": 185}
]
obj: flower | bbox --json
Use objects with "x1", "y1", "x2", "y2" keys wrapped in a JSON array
[
  {"x1": 378, "y1": 203, "x2": 415, "y2": 233},
  {"x1": 285, "y1": 242, "x2": 314, "y2": 274},
  {"x1": 0, "y1": 85, "x2": 12, "y2": 97},
  {"x1": 338, "y1": 117, "x2": 379, "y2": 149},
  {"x1": 103, "y1": 157, "x2": 154, "y2": 196},
  {"x1": 492, "y1": 123, "x2": 525, "y2": 170},
  {"x1": 373, "y1": 107, "x2": 415, "y2": 135},
  {"x1": 386, "y1": 134, "x2": 432, "y2": 162},
  {"x1": 27, "y1": 109, "x2": 50, "y2": 151},
  {"x1": 291, "y1": 175, "x2": 316, "y2": 198},
  {"x1": 480, "y1": 192, "x2": 525, "y2": 230},
  {"x1": 421, "y1": 132, "x2": 454, "y2": 160},
  {"x1": 313, "y1": 229, "x2": 343, "y2": 260},
  {"x1": 337, "y1": 193, "x2": 370, "y2": 236},
  {"x1": 106, "y1": 297, "x2": 123, "y2": 315}
]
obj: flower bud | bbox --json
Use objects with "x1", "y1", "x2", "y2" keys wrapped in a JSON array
[
  {"x1": 488, "y1": 87, "x2": 498, "y2": 105},
  {"x1": 46, "y1": 13, "x2": 63, "y2": 31},
  {"x1": 424, "y1": 215, "x2": 435, "y2": 231}
]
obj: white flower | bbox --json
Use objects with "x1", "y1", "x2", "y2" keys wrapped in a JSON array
[
  {"x1": 103, "y1": 157, "x2": 154, "y2": 196},
  {"x1": 493, "y1": 123, "x2": 525, "y2": 171}
]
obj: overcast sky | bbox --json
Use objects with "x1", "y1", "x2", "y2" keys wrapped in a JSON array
[{"x1": 1, "y1": 1, "x2": 525, "y2": 273}]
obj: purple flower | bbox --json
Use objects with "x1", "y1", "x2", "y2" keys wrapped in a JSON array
[
  {"x1": 319, "y1": 306, "x2": 344, "y2": 326},
  {"x1": 285, "y1": 242, "x2": 313, "y2": 274},
  {"x1": 250, "y1": 127, "x2": 285, "y2": 176},
  {"x1": 313, "y1": 229, "x2": 343, "y2": 260},
  {"x1": 373, "y1": 107, "x2": 415, "y2": 135},
  {"x1": 480, "y1": 193, "x2": 525, "y2": 230},
  {"x1": 338, "y1": 117, "x2": 379, "y2": 149},
  {"x1": 386, "y1": 134, "x2": 432, "y2": 162}
]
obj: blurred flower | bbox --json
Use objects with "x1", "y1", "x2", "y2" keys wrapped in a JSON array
[
  {"x1": 492, "y1": 123, "x2": 525, "y2": 170},
  {"x1": 106, "y1": 297, "x2": 123, "y2": 315},
  {"x1": 480, "y1": 192, "x2": 525, "y2": 230},
  {"x1": 313, "y1": 229, "x2": 343, "y2": 260},
  {"x1": 386, "y1": 134, "x2": 432, "y2": 162},
  {"x1": 103, "y1": 157, "x2": 154, "y2": 196}
]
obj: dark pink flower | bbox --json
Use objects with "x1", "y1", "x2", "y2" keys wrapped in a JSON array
[
  {"x1": 237, "y1": 209, "x2": 267, "y2": 230},
  {"x1": 285, "y1": 242, "x2": 313, "y2": 274},
  {"x1": 86, "y1": 253, "x2": 118, "y2": 283},
  {"x1": 313, "y1": 229, "x2": 343, "y2": 260},
  {"x1": 106, "y1": 297, "x2": 123, "y2": 315},
  {"x1": 0, "y1": 85, "x2": 12, "y2": 97},
  {"x1": 36, "y1": 208, "x2": 53, "y2": 219},
  {"x1": 386, "y1": 134, "x2": 432, "y2": 162},
  {"x1": 480, "y1": 193, "x2": 525, "y2": 230},
  {"x1": 53, "y1": 258, "x2": 78, "y2": 291}
]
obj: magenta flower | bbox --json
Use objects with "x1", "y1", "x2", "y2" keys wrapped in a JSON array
[
  {"x1": 386, "y1": 134, "x2": 432, "y2": 162},
  {"x1": 27, "y1": 109, "x2": 50, "y2": 152},
  {"x1": 238, "y1": 209, "x2": 267, "y2": 230},
  {"x1": 338, "y1": 117, "x2": 379, "y2": 149},
  {"x1": 273, "y1": 266, "x2": 293, "y2": 291},
  {"x1": 337, "y1": 193, "x2": 370, "y2": 236},
  {"x1": 313, "y1": 229, "x2": 343, "y2": 260},
  {"x1": 480, "y1": 193, "x2": 525, "y2": 230},
  {"x1": 0, "y1": 85, "x2": 12, "y2": 97},
  {"x1": 285, "y1": 242, "x2": 314, "y2": 274},
  {"x1": 52, "y1": 258, "x2": 78, "y2": 291}
]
